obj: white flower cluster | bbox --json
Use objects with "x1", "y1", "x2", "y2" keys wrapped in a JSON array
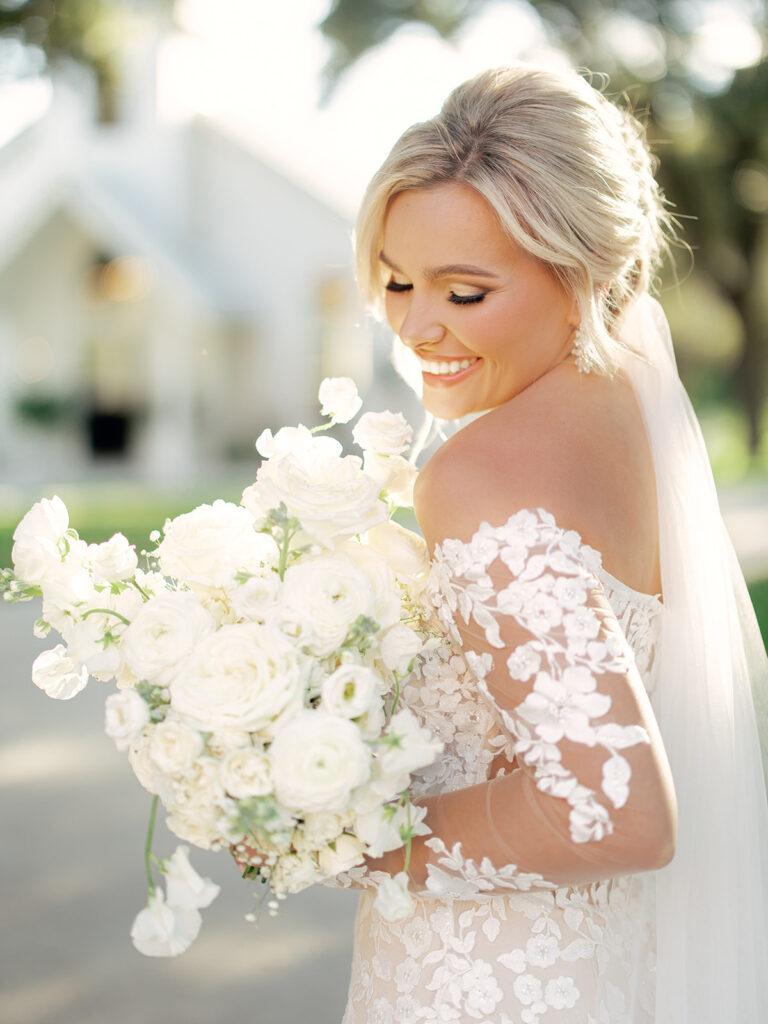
[{"x1": 3, "y1": 378, "x2": 440, "y2": 955}]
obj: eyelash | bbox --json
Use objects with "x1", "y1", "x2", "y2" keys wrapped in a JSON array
[{"x1": 384, "y1": 280, "x2": 486, "y2": 305}]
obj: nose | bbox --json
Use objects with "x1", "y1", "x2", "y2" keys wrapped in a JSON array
[{"x1": 396, "y1": 297, "x2": 446, "y2": 350}]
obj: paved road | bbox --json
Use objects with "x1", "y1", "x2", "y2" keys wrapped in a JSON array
[{"x1": 0, "y1": 604, "x2": 358, "y2": 1024}]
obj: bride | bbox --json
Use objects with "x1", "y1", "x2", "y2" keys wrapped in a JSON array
[{"x1": 334, "y1": 66, "x2": 768, "y2": 1022}]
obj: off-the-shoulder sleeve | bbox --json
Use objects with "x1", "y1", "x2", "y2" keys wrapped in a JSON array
[{"x1": 400, "y1": 508, "x2": 675, "y2": 899}]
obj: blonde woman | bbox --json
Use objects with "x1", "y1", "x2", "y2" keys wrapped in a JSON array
[{"x1": 336, "y1": 67, "x2": 768, "y2": 1023}]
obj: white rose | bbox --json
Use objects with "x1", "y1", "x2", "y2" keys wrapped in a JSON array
[
  {"x1": 321, "y1": 665, "x2": 379, "y2": 718},
  {"x1": 363, "y1": 452, "x2": 418, "y2": 507},
  {"x1": 269, "y1": 852, "x2": 324, "y2": 895},
  {"x1": 228, "y1": 571, "x2": 280, "y2": 623},
  {"x1": 123, "y1": 592, "x2": 217, "y2": 685},
  {"x1": 204, "y1": 730, "x2": 251, "y2": 759},
  {"x1": 270, "y1": 710, "x2": 371, "y2": 812},
  {"x1": 130, "y1": 889, "x2": 201, "y2": 957},
  {"x1": 378, "y1": 708, "x2": 443, "y2": 777},
  {"x1": 220, "y1": 748, "x2": 273, "y2": 798},
  {"x1": 170, "y1": 623, "x2": 305, "y2": 734},
  {"x1": 380, "y1": 625, "x2": 423, "y2": 675},
  {"x1": 300, "y1": 811, "x2": 352, "y2": 847},
  {"x1": 355, "y1": 802, "x2": 430, "y2": 858},
  {"x1": 11, "y1": 495, "x2": 69, "y2": 585},
  {"x1": 373, "y1": 871, "x2": 415, "y2": 922},
  {"x1": 165, "y1": 758, "x2": 230, "y2": 850},
  {"x1": 242, "y1": 446, "x2": 386, "y2": 546},
  {"x1": 365, "y1": 521, "x2": 430, "y2": 582},
  {"x1": 340, "y1": 543, "x2": 401, "y2": 632},
  {"x1": 163, "y1": 846, "x2": 220, "y2": 910},
  {"x1": 156, "y1": 500, "x2": 267, "y2": 590},
  {"x1": 317, "y1": 834, "x2": 366, "y2": 875},
  {"x1": 148, "y1": 717, "x2": 204, "y2": 776},
  {"x1": 105, "y1": 690, "x2": 150, "y2": 751},
  {"x1": 353, "y1": 411, "x2": 413, "y2": 456},
  {"x1": 88, "y1": 533, "x2": 138, "y2": 583},
  {"x1": 31, "y1": 645, "x2": 88, "y2": 700},
  {"x1": 281, "y1": 555, "x2": 376, "y2": 657},
  {"x1": 318, "y1": 377, "x2": 362, "y2": 424}
]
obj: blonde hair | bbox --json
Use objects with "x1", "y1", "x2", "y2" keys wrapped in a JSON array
[{"x1": 355, "y1": 66, "x2": 672, "y2": 374}]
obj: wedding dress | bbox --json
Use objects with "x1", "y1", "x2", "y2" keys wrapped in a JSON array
[{"x1": 335, "y1": 295, "x2": 768, "y2": 1023}]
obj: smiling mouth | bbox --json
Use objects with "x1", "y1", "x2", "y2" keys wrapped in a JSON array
[{"x1": 418, "y1": 357, "x2": 479, "y2": 377}]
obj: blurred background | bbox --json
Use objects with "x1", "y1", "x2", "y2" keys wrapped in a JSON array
[{"x1": 0, "y1": 1, "x2": 766, "y2": 1022}]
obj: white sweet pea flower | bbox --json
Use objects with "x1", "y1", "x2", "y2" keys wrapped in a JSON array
[
  {"x1": 130, "y1": 888, "x2": 202, "y2": 957},
  {"x1": 321, "y1": 665, "x2": 379, "y2": 718},
  {"x1": 281, "y1": 555, "x2": 376, "y2": 657},
  {"x1": 37, "y1": 538, "x2": 96, "y2": 614},
  {"x1": 163, "y1": 846, "x2": 220, "y2": 910},
  {"x1": 105, "y1": 690, "x2": 150, "y2": 751},
  {"x1": 380, "y1": 624, "x2": 423, "y2": 675},
  {"x1": 123, "y1": 592, "x2": 217, "y2": 685},
  {"x1": 355, "y1": 801, "x2": 430, "y2": 858},
  {"x1": 373, "y1": 871, "x2": 415, "y2": 922},
  {"x1": 365, "y1": 521, "x2": 430, "y2": 584},
  {"x1": 88, "y1": 533, "x2": 138, "y2": 583},
  {"x1": 270, "y1": 710, "x2": 371, "y2": 812},
  {"x1": 156, "y1": 500, "x2": 269, "y2": 591},
  {"x1": 353, "y1": 411, "x2": 413, "y2": 456},
  {"x1": 318, "y1": 377, "x2": 362, "y2": 424},
  {"x1": 255, "y1": 423, "x2": 329, "y2": 460},
  {"x1": 170, "y1": 623, "x2": 305, "y2": 735},
  {"x1": 11, "y1": 495, "x2": 69, "y2": 585},
  {"x1": 66, "y1": 613, "x2": 126, "y2": 682},
  {"x1": 378, "y1": 708, "x2": 443, "y2": 776},
  {"x1": 148, "y1": 716, "x2": 204, "y2": 776},
  {"x1": 31, "y1": 645, "x2": 89, "y2": 700},
  {"x1": 220, "y1": 747, "x2": 273, "y2": 798},
  {"x1": 317, "y1": 834, "x2": 366, "y2": 876}
]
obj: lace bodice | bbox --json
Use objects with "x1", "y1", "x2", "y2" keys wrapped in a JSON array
[{"x1": 340, "y1": 509, "x2": 667, "y2": 1024}]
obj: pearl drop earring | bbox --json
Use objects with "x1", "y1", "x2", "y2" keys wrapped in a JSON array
[{"x1": 571, "y1": 325, "x2": 597, "y2": 374}]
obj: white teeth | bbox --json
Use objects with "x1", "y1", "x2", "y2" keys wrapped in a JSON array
[{"x1": 419, "y1": 357, "x2": 477, "y2": 376}]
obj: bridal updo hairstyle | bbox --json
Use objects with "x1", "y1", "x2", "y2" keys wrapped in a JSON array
[{"x1": 355, "y1": 66, "x2": 672, "y2": 375}]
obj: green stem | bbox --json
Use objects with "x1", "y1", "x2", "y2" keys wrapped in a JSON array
[
  {"x1": 80, "y1": 607, "x2": 132, "y2": 626},
  {"x1": 130, "y1": 578, "x2": 151, "y2": 602},
  {"x1": 277, "y1": 526, "x2": 296, "y2": 581},
  {"x1": 390, "y1": 674, "x2": 402, "y2": 716},
  {"x1": 145, "y1": 795, "x2": 159, "y2": 895},
  {"x1": 403, "y1": 793, "x2": 413, "y2": 875},
  {"x1": 310, "y1": 423, "x2": 332, "y2": 434}
]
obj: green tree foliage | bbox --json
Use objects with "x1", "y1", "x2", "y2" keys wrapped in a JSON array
[{"x1": 320, "y1": 0, "x2": 768, "y2": 456}]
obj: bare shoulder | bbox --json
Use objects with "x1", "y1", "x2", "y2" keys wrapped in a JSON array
[{"x1": 414, "y1": 363, "x2": 660, "y2": 592}]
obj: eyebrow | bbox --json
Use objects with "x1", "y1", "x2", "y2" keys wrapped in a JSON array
[{"x1": 379, "y1": 251, "x2": 500, "y2": 281}]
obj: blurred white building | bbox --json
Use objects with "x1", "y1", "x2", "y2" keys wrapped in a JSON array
[{"x1": 0, "y1": 33, "x2": 373, "y2": 484}]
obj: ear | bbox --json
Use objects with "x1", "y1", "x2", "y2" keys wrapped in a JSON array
[{"x1": 566, "y1": 296, "x2": 581, "y2": 329}]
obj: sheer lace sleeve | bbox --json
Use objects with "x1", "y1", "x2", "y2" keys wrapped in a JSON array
[{"x1": 403, "y1": 508, "x2": 675, "y2": 899}]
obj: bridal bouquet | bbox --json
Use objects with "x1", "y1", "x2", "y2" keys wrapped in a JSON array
[{"x1": 1, "y1": 378, "x2": 442, "y2": 956}]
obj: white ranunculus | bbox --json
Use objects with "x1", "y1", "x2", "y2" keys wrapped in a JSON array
[
  {"x1": 373, "y1": 871, "x2": 415, "y2": 922},
  {"x1": 269, "y1": 852, "x2": 324, "y2": 895},
  {"x1": 363, "y1": 453, "x2": 418, "y2": 507},
  {"x1": 156, "y1": 500, "x2": 267, "y2": 590},
  {"x1": 66, "y1": 613, "x2": 125, "y2": 682},
  {"x1": 170, "y1": 622, "x2": 305, "y2": 734},
  {"x1": 318, "y1": 377, "x2": 363, "y2": 424},
  {"x1": 353, "y1": 411, "x2": 413, "y2": 456},
  {"x1": 11, "y1": 496, "x2": 69, "y2": 585},
  {"x1": 318, "y1": 834, "x2": 366, "y2": 875},
  {"x1": 355, "y1": 802, "x2": 430, "y2": 858},
  {"x1": 88, "y1": 533, "x2": 138, "y2": 583},
  {"x1": 321, "y1": 665, "x2": 379, "y2": 718},
  {"x1": 123, "y1": 592, "x2": 217, "y2": 685},
  {"x1": 365, "y1": 521, "x2": 430, "y2": 582},
  {"x1": 378, "y1": 708, "x2": 443, "y2": 777},
  {"x1": 220, "y1": 747, "x2": 273, "y2": 798},
  {"x1": 228, "y1": 571, "x2": 280, "y2": 623},
  {"x1": 163, "y1": 846, "x2": 220, "y2": 910},
  {"x1": 105, "y1": 690, "x2": 150, "y2": 751},
  {"x1": 204, "y1": 730, "x2": 251, "y2": 759},
  {"x1": 380, "y1": 625, "x2": 424, "y2": 675},
  {"x1": 31, "y1": 645, "x2": 89, "y2": 700},
  {"x1": 242, "y1": 446, "x2": 386, "y2": 547},
  {"x1": 164, "y1": 758, "x2": 230, "y2": 850},
  {"x1": 130, "y1": 888, "x2": 202, "y2": 957},
  {"x1": 281, "y1": 555, "x2": 376, "y2": 657},
  {"x1": 270, "y1": 710, "x2": 371, "y2": 812},
  {"x1": 148, "y1": 717, "x2": 204, "y2": 776}
]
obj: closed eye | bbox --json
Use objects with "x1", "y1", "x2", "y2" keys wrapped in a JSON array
[
  {"x1": 385, "y1": 279, "x2": 412, "y2": 293},
  {"x1": 449, "y1": 292, "x2": 486, "y2": 306}
]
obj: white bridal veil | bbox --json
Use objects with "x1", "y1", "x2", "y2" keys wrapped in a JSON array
[{"x1": 619, "y1": 295, "x2": 768, "y2": 1022}]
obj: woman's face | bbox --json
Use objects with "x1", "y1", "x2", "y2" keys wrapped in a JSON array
[{"x1": 381, "y1": 183, "x2": 578, "y2": 419}]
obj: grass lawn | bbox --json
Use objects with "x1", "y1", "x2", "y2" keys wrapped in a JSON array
[{"x1": 1, "y1": 483, "x2": 766, "y2": 652}]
